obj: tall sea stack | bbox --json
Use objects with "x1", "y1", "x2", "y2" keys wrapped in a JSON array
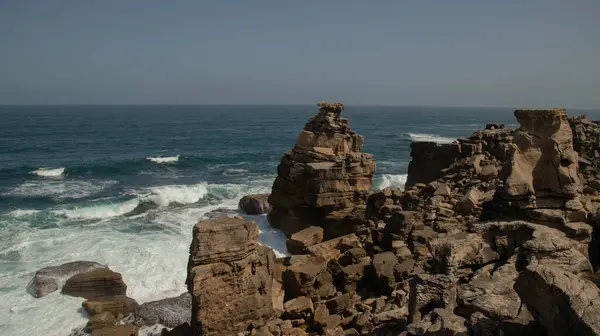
[{"x1": 268, "y1": 102, "x2": 376, "y2": 239}]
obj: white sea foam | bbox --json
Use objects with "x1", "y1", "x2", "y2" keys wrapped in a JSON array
[
  {"x1": 51, "y1": 199, "x2": 140, "y2": 220},
  {"x1": 0, "y1": 179, "x2": 287, "y2": 336},
  {"x1": 3, "y1": 179, "x2": 118, "y2": 199},
  {"x1": 145, "y1": 182, "x2": 209, "y2": 207},
  {"x1": 376, "y1": 174, "x2": 408, "y2": 190},
  {"x1": 407, "y1": 133, "x2": 456, "y2": 144},
  {"x1": 146, "y1": 155, "x2": 179, "y2": 164},
  {"x1": 7, "y1": 209, "x2": 41, "y2": 217},
  {"x1": 207, "y1": 161, "x2": 246, "y2": 170},
  {"x1": 30, "y1": 167, "x2": 65, "y2": 177},
  {"x1": 222, "y1": 168, "x2": 248, "y2": 176}
]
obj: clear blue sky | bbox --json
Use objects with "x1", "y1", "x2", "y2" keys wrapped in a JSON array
[{"x1": 1, "y1": 1, "x2": 598, "y2": 107}]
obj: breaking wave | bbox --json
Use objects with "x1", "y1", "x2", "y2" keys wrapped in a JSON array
[
  {"x1": 375, "y1": 174, "x2": 408, "y2": 190},
  {"x1": 407, "y1": 133, "x2": 456, "y2": 144},
  {"x1": 143, "y1": 183, "x2": 209, "y2": 207},
  {"x1": 30, "y1": 167, "x2": 65, "y2": 177},
  {"x1": 51, "y1": 199, "x2": 141, "y2": 220},
  {"x1": 146, "y1": 155, "x2": 180, "y2": 164}
]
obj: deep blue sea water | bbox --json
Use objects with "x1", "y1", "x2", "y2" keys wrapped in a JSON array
[{"x1": 0, "y1": 105, "x2": 597, "y2": 335}]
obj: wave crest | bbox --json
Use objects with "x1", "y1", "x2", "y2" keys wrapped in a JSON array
[
  {"x1": 51, "y1": 198, "x2": 140, "y2": 220},
  {"x1": 407, "y1": 133, "x2": 456, "y2": 144},
  {"x1": 30, "y1": 167, "x2": 65, "y2": 177},
  {"x1": 146, "y1": 155, "x2": 179, "y2": 164},
  {"x1": 145, "y1": 182, "x2": 209, "y2": 207},
  {"x1": 222, "y1": 168, "x2": 248, "y2": 176}
]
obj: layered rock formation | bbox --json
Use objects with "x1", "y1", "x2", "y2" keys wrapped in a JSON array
[
  {"x1": 233, "y1": 107, "x2": 600, "y2": 336},
  {"x1": 186, "y1": 215, "x2": 275, "y2": 335},
  {"x1": 268, "y1": 102, "x2": 376, "y2": 239}
]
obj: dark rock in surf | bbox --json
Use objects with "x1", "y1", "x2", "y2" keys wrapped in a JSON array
[
  {"x1": 134, "y1": 292, "x2": 192, "y2": 328},
  {"x1": 27, "y1": 261, "x2": 106, "y2": 298},
  {"x1": 239, "y1": 193, "x2": 272, "y2": 215}
]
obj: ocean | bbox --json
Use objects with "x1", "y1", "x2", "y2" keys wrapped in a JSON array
[{"x1": 0, "y1": 105, "x2": 597, "y2": 335}]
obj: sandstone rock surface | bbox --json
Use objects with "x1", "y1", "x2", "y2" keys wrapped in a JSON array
[
  {"x1": 62, "y1": 268, "x2": 127, "y2": 299},
  {"x1": 27, "y1": 261, "x2": 106, "y2": 298},
  {"x1": 187, "y1": 215, "x2": 275, "y2": 335},
  {"x1": 268, "y1": 102, "x2": 375, "y2": 238}
]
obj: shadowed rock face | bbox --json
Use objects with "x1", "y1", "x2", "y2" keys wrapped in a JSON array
[
  {"x1": 406, "y1": 142, "x2": 461, "y2": 188},
  {"x1": 187, "y1": 216, "x2": 275, "y2": 336},
  {"x1": 515, "y1": 265, "x2": 600, "y2": 336},
  {"x1": 505, "y1": 108, "x2": 580, "y2": 201},
  {"x1": 268, "y1": 102, "x2": 375, "y2": 238}
]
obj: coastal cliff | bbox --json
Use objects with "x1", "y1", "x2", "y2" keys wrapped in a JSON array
[{"x1": 36, "y1": 103, "x2": 600, "y2": 336}]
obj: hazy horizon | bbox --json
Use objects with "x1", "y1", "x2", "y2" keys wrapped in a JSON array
[{"x1": 1, "y1": 1, "x2": 599, "y2": 108}]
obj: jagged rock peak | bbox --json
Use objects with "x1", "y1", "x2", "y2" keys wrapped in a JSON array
[{"x1": 268, "y1": 102, "x2": 375, "y2": 238}]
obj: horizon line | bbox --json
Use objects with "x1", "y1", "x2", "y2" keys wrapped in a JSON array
[{"x1": 0, "y1": 103, "x2": 598, "y2": 110}]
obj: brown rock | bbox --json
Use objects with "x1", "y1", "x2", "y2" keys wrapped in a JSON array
[
  {"x1": 515, "y1": 264, "x2": 600, "y2": 336},
  {"x1": 86, "y1": 312, "x2": 116, "y2": 332},
  {"x1": 268, "y1": 102, "x2": 376, "y2": 238},
  {"x1": 504, "y1": 108, "x2": 580, "y2": 200},
  {"x1": 26, "y1": 261, "x2": 106, "y2": 298},
  {"x1": 456, "y1": 188, "x2": 482, "y2": 214},
  {"x1": 406, "y1": 309, "x2": 468, "y2": 336},
  {"x1": 433, "y1": 183, "x2": 451, "y2": 197},
  {"x1": 83, "y1": 295, "x2": 138, "y2": 316},
  {"x1": 239, "y1": 194, "x2": 271, "y2": 215},
  {"x1": 91, "y1": 325, "x2": 138, "y2": 336},
  {"x1": 62, "y1": 268, "x2": 127, "y2": 299},
  {"x1": 457, "y1": 258, "x2": 521, "y2": 320},
  {"x1": 408, "y1": 274, "x2": 457, "y2": 322},
  {"x1": 371, "y1": 252, "x2": 398, "y2": 294},
  {"x1": 283, "y1": 296, "x2": 314, "y2": 320},
  {"x1": 286, "y1": 226, "x2": 324, "y2": 254},
  {"x1": 187, "y1": 216, "x2": 275, "y2": 336}
]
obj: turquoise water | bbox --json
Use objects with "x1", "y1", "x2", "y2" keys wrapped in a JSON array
[{"x1": 0, "y1": 105, "x2": 596, "y2": 335}]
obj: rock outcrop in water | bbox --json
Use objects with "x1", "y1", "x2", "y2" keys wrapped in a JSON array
[
  {"x1": 268, "y1": 102, "x2": 376, "y2": 239},
  {"x1": 186, "y1": 215, "x2": 275, "y2": 335},
  {"x1": 239, "y1": 193, "x2": 271, "y2": 215},
  {"x1": 26, "y1": 261, "x2": 106, "y2": 298}
]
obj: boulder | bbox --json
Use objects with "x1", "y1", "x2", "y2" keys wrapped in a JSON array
[
  {"x1": 282, "y1": 255, "x2": 335, "y2": 301},
  {"x1": 457, "y1": 259, "x2": 521, "y2": 320},
  {"x1": 134, "y1": 293, "x2": 191, "y2": 328},
  {"x1": 429, "y1": 232, "x2": 499, "y2": 275},
  {"x1": 515, "y1": 265, "x2": 600, "y2": 336},
  {"x1": 406, "y1": 309, "x2": 468, "y2": 336},
  {"x1": 187, "y1": 216, "x2": 275, "y2": 335},
  {"x1": 82, "y1": 295, "x2": 138, "y2": 316},
  {"x1": 408, "y1": 274, "x2": 457, "y2": 322},
  {"x1": 62, "y1": 268, "x2": 127, "y2": 299},
  {"x1": 239, "y1": 194, "x2": 271, "y2": 215},
  {"x1": 26, "y1": 261, "x2": 106, "y2": 298},
  {"x1": 371, "y1": 252, "x2": 398, "y2": 294},
  {"x1": 286, "y1": 226, "x2": 324, "y2": 254},
  {"x1": 283, "y1": 296, "x2": 314, "y2": 320}
]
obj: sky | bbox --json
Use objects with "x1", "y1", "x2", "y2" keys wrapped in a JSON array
[{"x1": 0, "y1": 1, "x2": 599, "y2": 108}]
